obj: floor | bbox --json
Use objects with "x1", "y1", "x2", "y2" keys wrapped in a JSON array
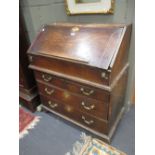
[{"x1": 19, "y1": 106, "x2": 135, "y2": 155}]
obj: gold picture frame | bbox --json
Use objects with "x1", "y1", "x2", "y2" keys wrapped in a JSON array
[{"x1": 65, "y1": 0, "x2": 115, "y2": 15}]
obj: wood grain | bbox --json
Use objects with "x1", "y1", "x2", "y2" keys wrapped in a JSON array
[
  {"x1": 28, "y1": 24, "x2": 124, "y2": 69},
  {"x1": 37, "y1": 81, "x2": 109, "y2": 120},
  {"x1": 28, "y1": 23, "x2": 132, "y2": 142},
  {"x1": 40, "y1": 95, "x2": 109, "y2": 134},
  {"x1": 34, "y1": 70, "x2": 110, "y2": 102}
]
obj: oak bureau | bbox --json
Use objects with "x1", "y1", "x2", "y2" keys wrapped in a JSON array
[{"x1": 27, "y1": 23, "x2": 131, "y2": 143}]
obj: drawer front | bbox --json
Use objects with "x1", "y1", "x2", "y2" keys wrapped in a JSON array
[
  {"x1": 40, "y1": 95, "x2": 109, "y2": 134},
  {"x1": 35, "y1": 71, "x2": 110, "y2": 102},
  {"x1": 30, "y1": 55, "x2": 109, "y2": 85},
  {"x1": 37, "y1": 81, "x2": 108, "y2": 120}
]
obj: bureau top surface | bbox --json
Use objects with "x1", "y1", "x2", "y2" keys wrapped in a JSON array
[{"x1": 28, "y1": 23, "x2": 129, "y2": 69}]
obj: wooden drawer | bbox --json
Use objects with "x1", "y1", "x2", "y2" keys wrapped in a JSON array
[
  {"x1": 34, "y1": 70, "x2": 110, "y2": 102},
  {"x1": 30, "y1": 55, "x2": 110, "y2": 86},
  {"x1": 37, "y1": 81, "x2": 108, "y2": 120},
  {"x1": 40, "y1": 95, "x2": 109, "y2": 134}
]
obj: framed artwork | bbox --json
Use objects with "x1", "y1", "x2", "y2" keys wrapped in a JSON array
[{"x1": 65, "y1": 0, "x2": 115, "y2": 15}]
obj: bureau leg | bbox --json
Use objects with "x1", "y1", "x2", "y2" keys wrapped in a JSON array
[
  {"x1": 37, "y1": 104, "x2": 49, "y2": 113},
  {"x1": 36, "y1": 104, "x2": 43, "y2": 112},
  {"x1": 40, "y1": 105, "x2": 50, "y2": 113}
]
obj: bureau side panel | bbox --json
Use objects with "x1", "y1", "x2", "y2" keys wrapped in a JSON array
[
  {"x1": 110, "y1": 25, "x2": 132, "y2": 84},
  {"x1": 108, "y1": 69, "x2": 128, "y2": 128}
]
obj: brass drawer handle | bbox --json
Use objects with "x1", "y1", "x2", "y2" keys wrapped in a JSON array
[
  {"x1": 80, "y1": 88, "x2": 94, "y2": 96},
  {"x1": 29, "y1": 55, "x2": 33, "y2": 62},
  {"x1": 48, "y1": 101, "x2": 58, "y2": 108},
  {"x1": 42, "y1": 74, "x2": 52, "y2": 82},
  {"x1": 101, "y1": 72, "x2": 108, "y2": 80},
  {"x1": 81, "y1": 101, "x2": 95, "y2": 110},
  {"x1": 71, "y1": 26, "x2": 79, "y2": 32},
  {"x1": 82, "y1": 116, "x2": 94, "y2": 125},
  {"x1": 44, "y1": 88, "x2": 54, "y2": 95}
]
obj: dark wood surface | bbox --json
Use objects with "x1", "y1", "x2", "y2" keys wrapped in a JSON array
[
  {"x1": 29, "y1": 54, "x2": 110, "y2": 85},
  {"x1": 34, "y1": 70, "x2": 110, "y2": 102},
  {"x1": 19, "y1": 91, "x2": 40, "y2": 112},
  {"x1": 37, "y1": 81, "x2": 109, "y2": 120},
  {"x1": 19, "y1": 7, "x2": 40, "y2": 112},
  {"x1": 28, "y1": 23, "x2": 125, "y2": 70},
  {"x1": 108, "y1": 68, "x2": 129, "y2": 127},
  {"x1": 110, "y1": 25, "x2": 132, "y2": 84},
  {"x1": 40, "y1": 95, "x2": 109, "y2": 134},
  {"x1": 28, "y1": 23, "x2": 131, "y2": 141},
  {"x1": 19, "y1": 9, "x2": 35, "y2": 89}
]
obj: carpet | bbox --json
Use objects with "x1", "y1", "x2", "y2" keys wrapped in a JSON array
[
  {"x1": 19, "y1": 106, "x2": 134, "y2": 155},
  {"x1": 19, "y1": 107, "x2": 40, "y2": 139},
  {"x1": 66, "y1": 133, "x2": 126, "y2": 155}
]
